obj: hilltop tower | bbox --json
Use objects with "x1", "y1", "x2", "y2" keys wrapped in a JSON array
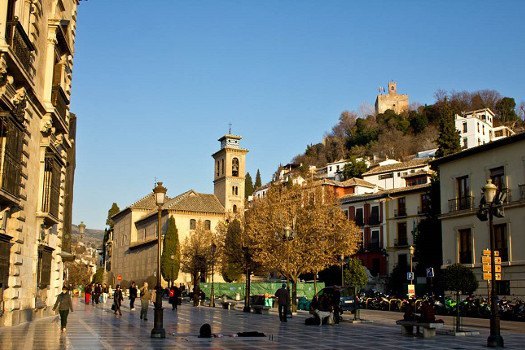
[
  {"x1": 212, "y1": 134, "x2": 248, "y2": 216},
  {"x1": 375, "y1": 81, "x2": 409, "y2": 114}
]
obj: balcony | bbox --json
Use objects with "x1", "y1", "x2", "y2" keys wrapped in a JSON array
[
  {"x1": 51, "y1": 86, "x2": 69, "y2": 132},
  {"x1": 0, "y1": 112, "x2": 23, "y2": 205},
  {"x1": 5, "y1": 18, "x2": 35, "y2": 75},
  {"x1": 417, "y1": 206, "x2": 429, "y2": 215},
  {"x1": 448, "y1": 196, "x2": 475, "y2": 212},
  {"x1": 366, "y1": 242, "x2": 381, "y2": 252},
  {"x1": 394, "y1": 208, "x2": 407, "y2": 217}
]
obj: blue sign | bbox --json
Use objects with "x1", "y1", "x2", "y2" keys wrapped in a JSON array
[
  {"x1": 426, "y1": 267, "x2": 435, "y2": 278},
  {"x1": 406, "y1": 272, "x2": 414, "y2": 281}
]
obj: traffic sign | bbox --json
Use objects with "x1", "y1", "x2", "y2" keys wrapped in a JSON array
[
  {"x1": 407, "y1": 284, "x2": 415, "y2": 297},
  {"x1": 483, "y1": 272, "x2": 502, "y2": 281},
  {"x1": 482, "y1": 256, "x2": 491, "y2": 264},
  {"x1": 482, "y1": 265, "x2": 502, "y2": 273},
  {"x1": 406, "y1": 272, "x2": 414, "y2": 281},
  {"x1": 495, "y1": 257, "x2": 502, "y2": 265},
  {"x1": 426, "y1": 267, "x2": 434, "y2": 278},
  {"x1": 482, "y1": 249, "x2": 499, "y2": 257}
]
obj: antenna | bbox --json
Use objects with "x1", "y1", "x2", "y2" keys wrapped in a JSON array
[{"x1": 228, "y1": 122, "x2": 232, "y2": 134}]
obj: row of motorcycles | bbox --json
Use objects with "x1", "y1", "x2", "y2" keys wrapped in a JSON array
[{"x1": 358, "y1": 291, "x2": 525, "y2": 322}]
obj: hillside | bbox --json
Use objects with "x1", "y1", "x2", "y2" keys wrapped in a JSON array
[{"x1": 71, "y1": 224, "x2": 104, "y2": 249}]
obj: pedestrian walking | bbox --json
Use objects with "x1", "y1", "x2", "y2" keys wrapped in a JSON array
[
  {"x1": 53, "y1": 286, "x2": 73, "y2": 333},
  {"x1": 169, "y1": 285, "x2": 179, "y2": 310},
  {"x1": 332, "y1": 286, "x2": 341, "y2": 324},
  {"x1": 94, "y1": 283, "x2": 101, "y2": 304},
  {"x1": 113, "y1": 284, "x2": 123, "y2": 316},
  {"x1": 139, "y1": 282, "x2": 152, "y2": 321},
  {"x1": 101, "y1": 283, "x2": 109, "y2": 303},
  {"x1": 84, "y1": 284, "x2": 92, "y2": 305},
  {"x1": 129, "y1": 282, "x2": 137, "y2": 310},
  {"x1": 275, "y1": 283, "x2": 290, "y2": 322}
]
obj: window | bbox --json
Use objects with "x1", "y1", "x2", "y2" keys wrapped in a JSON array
[
  {"x1": 232, "y1": 158, "x2": 239, "y2": 177},
  {"x1": 355, "y1": 208, "x2": 364, "y2": 226},
  {"x1": 456, "y1": 176, "x2": 470, "y2": 210},
  {"x1": 369, "y1": 206, "x2": 380, "y2": 225},
  {"x1": 37, "y1": 247, "x2": 52, "y2": 289},
  {"x1": 190, "y1": 219, "x2": 196, "y2": 230},
  {"x1": 371, "y1": 258, "x2": 380, "y2": 277},
  {"x1": 379, "y1": 173, "x2": 393, "y2": 180},
  {"x1": 41, "y1": 154, "x2": 61, "y2": 218},
  {"x1": 204, "y1": 220, "x2": 211, "y2": 230},
  {"x1": 477, "y1": 123, "x2": 480, "y2": 133},
  {"x1": 462, "y1": 137, "x2": 468, "y2": 149},
  {"x1": 482, "y1": 124, "x2": 485, "y2": 135},
  {"x1": 459, "y1": 228, "x2": 473, "y2": 264},
  {"x1": 221, "y1": 159, "x2": 224, "y2": 175},
  {"x1": 490, "y1": 166, "x2": 505, "y2": 192},
  {"x1": 397, "y1": 197, "x2": 406, "y2": 216},
  {"x1": 495, "y1": 281, "x2": 510, "y2": 295},
  {"x1": 463, "y1": 122, "x2": 467, "y2": 133},
  {"x1": 216, "y1": 161, "x2": 219, "y2": 177},
  {"x1": 370, "y1": 230, "x2": 380, "y2": 250},
  {"x1": 494, "y1": 224, "x2": 508, "y2": 261},
  {"x1": 0, "y1": 112, "x2": 24, "y2": 197},
  {"x1": 232, "y1": 205, "x2": 237, "y2": 213},
  {"x1": 0, "y1": 239, "x2": 10, "y2": 290},
  {"x1": 397, "y1": 222, "x2": 407, "y2": 246}
]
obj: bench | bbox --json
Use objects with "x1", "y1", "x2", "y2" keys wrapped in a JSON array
[
  {"x1": 251, "y1": 305, "x2": 271, "y2": 314},
  {"x1": 395, "y1": 320, "x2": 444, "y2": 338}
]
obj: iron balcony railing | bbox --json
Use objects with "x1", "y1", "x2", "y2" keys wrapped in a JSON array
[
  {"x1": 51, "y1": 86, "x2": 69, "y2": 132},
  {"x1": 6, "y1": 18, "x2": 35, "y2": 74},
  {"x1": 394, "y1": 208, "x2": 407, "y2": 217},
  {"x1": 394, "y1": 238, "x2": 408, "y2": 247},
  {"x1": 448, "y1": 196, "x2": 475, "y2": 212}
]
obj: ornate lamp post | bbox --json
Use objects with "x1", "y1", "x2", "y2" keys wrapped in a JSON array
[
  {"x1": 170, "y1": 255, "x2": 175, "y2": 288},
  {"x1": 409, "y1": 245, "x2": 415, "y2": 286},
  {"x1": 151, "y1": 181, "x2": 167, "y2": 339},
  {"x1": 283, "y1": 224, "x2": 295, "y2": 315},
  {"x1": 78, "y1": 221, "x2": 86, "y2": 240},
  {"x1": 210, "y1": 243, "x2": 217, "y2": 307},
  {"x1": 242, "y1": 246, "x2": 251, "y2": 312},
  {"x1": 479, "y1": 179, "x2": 504, "y2": 348}
]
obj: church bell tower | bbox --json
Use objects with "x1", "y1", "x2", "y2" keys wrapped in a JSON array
[{"x1": 212, "y1": 133, "x2": 248, "y2": 216}]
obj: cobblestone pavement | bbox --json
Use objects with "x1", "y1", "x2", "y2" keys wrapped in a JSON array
[{"x1": 1, "y1": 298, "x2": 524, "y2": 349}]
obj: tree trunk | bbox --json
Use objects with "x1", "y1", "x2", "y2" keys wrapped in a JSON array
[
  {"x1": 291, "y1": 276, "x2": 297, "y2": 313},
  {"x1": 314, "y1": 272, "x2": 318, "y2": 295}
]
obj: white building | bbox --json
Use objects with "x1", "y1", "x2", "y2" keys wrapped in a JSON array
[
  {"x1": 431, "y1": 132, "x2": 525, "y2": 297},
  {"x1": 362, "y1": 158, "x2": 433, "y2": 190},
  {"x1": 455, "y1": 108, "x2": 514, "y2": 150}
]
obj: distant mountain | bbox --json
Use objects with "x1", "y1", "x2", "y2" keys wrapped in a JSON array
[{"x1": 71, "y1": 224, "x2": 104, "y2": 249}]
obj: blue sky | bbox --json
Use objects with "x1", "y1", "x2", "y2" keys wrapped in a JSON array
[{"x1": 71, "y1": 1, "x2": 525, "y2": 229}]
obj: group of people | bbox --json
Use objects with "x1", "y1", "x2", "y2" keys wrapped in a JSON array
[
  {"x1": 84, "y1": 283, "x2": 110, "y2": 305},
  {"x1": 403, "y1": 299, "x2": 441, "y2": 323}
]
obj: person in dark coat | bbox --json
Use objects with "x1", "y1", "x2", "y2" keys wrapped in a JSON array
[
  {"x1": 275, "y1": 283, "x2": 290, "y2": 322},
  {"x1": 113, "y1": 284, "x2": 124, "y2": 316},
  {"x1": 84, "y1": 284, "x2": 92, "y2": 305},
  {"x1": 332, "y1": 286, "x2": 341, "y2": 324},
  {"x1": 129, "y1": 282, "x2": 137, "y2": 310},
  {"x1": 94, "y1": 283, "x2": 101, "y2": 304},
  {"x1": 169, "y1": 285, "x2": 179, "y2": 310},
  {"x1": 53, "y1": 286, "x2": 73, "y2": 332}
]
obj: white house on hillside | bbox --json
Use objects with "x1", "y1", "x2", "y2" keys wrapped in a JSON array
[{"x1": 455, "y1": 108, "x2": 514, "y2": 150}]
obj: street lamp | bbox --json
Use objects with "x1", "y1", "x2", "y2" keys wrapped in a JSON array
[
  {"x1": 478, "y1": 179, "x2": 504, "y2": 348},
  {"x1": 210, "y1": 243, "x2": 217, "y2": 308},
  {"x1": 242, "y1": 246, "x2": 251, "y2": 312},
  {"x1": 151, "y1": 181, "x2": 167, "y2": 339},
  {"x1": 409, "y1": 245, "x2": 415, "y2": 293},
  {"x1": 78, "y1": 221, "x2": 86, "y2": 240},
  {"x1": 170, "y1": 255, "x2": 175, "y2": 288},
  {"x1": 283, "y1": 224, "x2": 295, "y2": 315}
]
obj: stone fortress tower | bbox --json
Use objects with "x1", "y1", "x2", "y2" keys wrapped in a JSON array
[
  {"x1": 212, "y1": 133, "x2": 249, "y2": 217},
  {"x1": 375, "y1": 81, "x2": 409, "y2": 114}
]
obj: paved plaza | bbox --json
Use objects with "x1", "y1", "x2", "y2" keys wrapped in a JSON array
[{"x1": 1, "y1": 298, "x2": 524, "y2": 349}]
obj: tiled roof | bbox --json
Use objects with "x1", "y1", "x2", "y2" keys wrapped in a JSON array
[
  {"x1": 130, "y1": 193, "x2": 167, "y2": 210},
  {"x1": 164, "y1": 190, "x2": 225, "y2": 214},
  {"x1": 362, "y1": 158, "x2": 429, "y2": 176},
  {"x1": 339, "y1": 183, "x2": 432, "y2": 204},
  {"x1": 316, "y1": 178, "x2": 376, "y2": 188}
]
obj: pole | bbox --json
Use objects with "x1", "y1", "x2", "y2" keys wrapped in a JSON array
[
  {"x1": 151, "y1": 207, "x2": 165, "y2": 338},
  {"x1": 243, "y1": 248, "x2": 251, "y2": 312},
  {"x1": 487, "y1": 205, "x2": 503, "y2": 347},
  {"x1": 410, "y1": 252, "x2": 413, "y2": 286},
  {"x1": 210, "y1": 255, "x2": 215, "y2": 307}
]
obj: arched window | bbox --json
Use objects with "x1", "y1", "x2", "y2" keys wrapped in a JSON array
[
  {"x1": 190, "y1": 219, "x2": 196, "y2": 230},
  {"x1": 204, "y1": 220, "x2": 211, "y2": 230},
  {"x1": 216, "y1": 161, "x2": 219, "y2": 177},
  {"x1": 235, "y1": 186, "x2": 238, "y2": 195},
  {"x1": 232, "y1": 158, "x2": 239, "y2": 177},
  {"x1": 232, "y1": 186, "x2": 235, "y2": 195},
  {"x1": 233, "y1": 205, "x2": 237, "y2": 213}
]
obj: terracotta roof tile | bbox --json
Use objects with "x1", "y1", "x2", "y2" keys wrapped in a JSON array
[{"x1": 362, "y1": 158, "x2": 429, "y2": 176}]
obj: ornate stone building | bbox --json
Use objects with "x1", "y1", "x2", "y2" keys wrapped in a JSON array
[
  {"x1": 110, "y1": 134, "x2": 248, "y2": 287},
  {"x1": 0, "y1": 0, "x2": 79, "y2": 326},
  {"x1": 375, "y1": 81, "x2": 409, "y2": 115}
]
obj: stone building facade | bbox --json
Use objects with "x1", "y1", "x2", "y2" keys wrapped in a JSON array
[
  {"x1": 0, "y1": 0, "x2": 79, "y2": 326},
  {"x1": 110, "y1": 134, "x2": 248, "y2": 287},
  {"x1": 375, "y1": 81, "x2": 409, "y2": 115}
]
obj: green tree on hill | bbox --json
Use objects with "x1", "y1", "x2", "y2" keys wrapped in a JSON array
[
  {"x1": 495, "y1": 97, "x2": 519, "y2": 124},
  {"x1": 106, "y1": 203, "x2": 120, "y2": 228},
  {"x1": 254, "y1": 169, "x2": 262, "y2": 189},
  {"x1": 435, "y1": 98, "x2": 461, "y2": 158},
  {"x1": 342, "y1": 157, "x2": 368, "y2": 179},
  {"x1": 245, "y1": 172, "x2": 254, "y2": 199}
]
